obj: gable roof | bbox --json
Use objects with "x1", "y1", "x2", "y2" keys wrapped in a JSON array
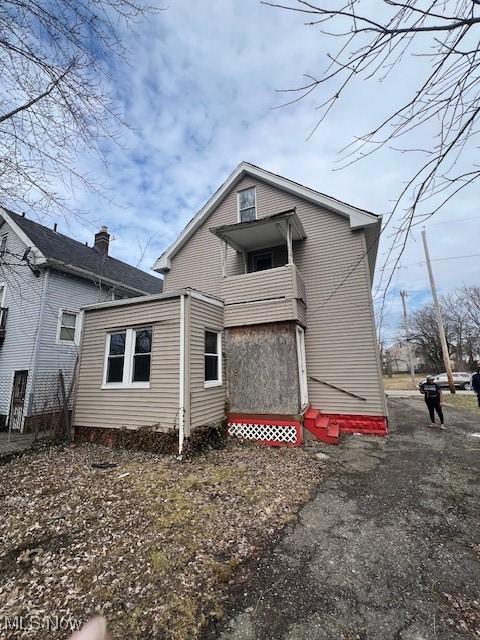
[
  {"x1": 0, "y1": 208, "x2": 163, "y2": 295},
  {"x1": 153, "y1": 161, "x2": 381, "y2": 274}
]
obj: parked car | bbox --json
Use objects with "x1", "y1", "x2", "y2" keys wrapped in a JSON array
[{"x1": 419, "y1": 372, "x2": 472, "y2": 390}]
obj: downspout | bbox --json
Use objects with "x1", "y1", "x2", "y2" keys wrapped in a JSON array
[
  {"x1": 178, "y1": 293, "x2": 186, "y2": 455},
  {"x1": 178, "y1": 291, "x2": 191, "y2": 456}
]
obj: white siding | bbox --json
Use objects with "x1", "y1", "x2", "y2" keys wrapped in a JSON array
[
  {"x1": 0, "y1": 222, "x2": 44, "y2": 416},
  {"x1": 36, "y1": 269, "x2": 111, "y2": 376}
]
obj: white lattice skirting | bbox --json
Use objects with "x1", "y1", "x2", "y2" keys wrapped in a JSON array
[{"x1": 228, "y1": 421, "x2": 299, "y2": 444}]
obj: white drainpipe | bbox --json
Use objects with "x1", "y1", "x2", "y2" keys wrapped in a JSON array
[{"x1": 178, "y1": 293, "x2": 186, "y2": 455}]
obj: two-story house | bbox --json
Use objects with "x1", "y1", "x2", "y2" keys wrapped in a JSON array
[
  {"x1": 0, "y1": 207, "x2": 163, "y2": 433},
  {"x1": 73, "y1": 163, "x2": 387, "y2": 449}
]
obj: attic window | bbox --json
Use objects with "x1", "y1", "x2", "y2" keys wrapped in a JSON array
[
  {"x1": 0, "y1": 234, "x2": 7, "y2": 256},
  {"x1": 238, "y1": 187, "x2": 256, "y2": 223}
]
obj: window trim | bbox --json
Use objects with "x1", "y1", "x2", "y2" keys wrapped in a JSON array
[
  {"x1": 56, "y1": 308, "x2": 81, "y2": 345},
  {"x1": 237, "y1": 186, "x2": 257, "y2": 223},
  {"x1": 204, "y1": 328, "x2": 223, "y2": 388},
  {"x1": 0, "y1": 282, "x2": 6, "y2": 307},
  {"x1": 102, "y1": 326, "x2": 152, "y2": 389}
]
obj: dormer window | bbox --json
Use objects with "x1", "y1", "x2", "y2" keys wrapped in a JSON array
[{"x1": 238, "y1": 187, "x2": 256, "y2": 223}]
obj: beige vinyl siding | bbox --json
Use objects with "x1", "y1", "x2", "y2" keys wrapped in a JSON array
[
  {"x1": 166, "y1": 176, "x2": 386, "y2": 417},
  {"x1": 74, "y1": 298, "x2": 180, "y2": 430},
  {"x1": 189, "y1": 297, "x2": 225, "y2": 429},
  {"x1": 221, "y1": 265, "x2": 295, "y2": 304},
  {"x1": 224, "y1": 299, "x2": 302, "y2": 328},
  {"x1": 296, "y1": 300, "x2": 307, "y2": 328},
  {"x1": 221, "y1": 264, "x2": 306, "y2": 327}
]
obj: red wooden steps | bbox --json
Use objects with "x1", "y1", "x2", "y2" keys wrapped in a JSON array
[{"x1": 303, "y1": 407, "x2": 340, "y2": 445}]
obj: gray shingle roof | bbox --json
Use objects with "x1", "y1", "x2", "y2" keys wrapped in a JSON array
[{"x1": 4, "y1": 209, "x2": 163, "y2": 295}]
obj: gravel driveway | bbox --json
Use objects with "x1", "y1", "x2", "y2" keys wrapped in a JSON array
[{"x1": 211, "y1": 397, "x2": 480, "y2": 640}]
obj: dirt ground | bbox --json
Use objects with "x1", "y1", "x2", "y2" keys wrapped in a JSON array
[
  {"x1": 211, "y1": 397, "x2": 480, "y2": 640},
  {"x1": 0, "y1": 442, "x2": 321, "y2": 640}
]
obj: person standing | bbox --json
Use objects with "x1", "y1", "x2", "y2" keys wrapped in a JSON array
[
  {"x1": 419, "y1": 375, "x2": 445, "y2": 429},
  {"x1": 472, "y1": 364, "x2": 480, "y2": 408}
]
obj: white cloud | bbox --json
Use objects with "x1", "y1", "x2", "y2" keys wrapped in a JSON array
[{"x1": 43, "y1": 0, "x2": 479, "y2": 337}]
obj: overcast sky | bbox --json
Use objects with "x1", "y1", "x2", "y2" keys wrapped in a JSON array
[{"x1": 49, "y1": 0, "x2": 480, "y2": 344}]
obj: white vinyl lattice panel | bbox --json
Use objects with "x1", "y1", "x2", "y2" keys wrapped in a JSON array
[{"x1": 228, "y1": 421, "x2": 298, "y2": 444}]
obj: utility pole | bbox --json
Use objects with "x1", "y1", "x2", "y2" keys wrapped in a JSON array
[
  {"x1": 400, "y1": 290, "x2": 416, "y2": 390},
  {"x1": 421, "y1": 228, "x2": 456, "y2": 394}
]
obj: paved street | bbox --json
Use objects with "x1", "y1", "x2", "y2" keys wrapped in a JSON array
[
  {"x1": 385, "y1": 389, "x2": 475, "y2": 398},
  {"x1": 212, "y1": 398, "x2": 480, "y2": 640}
]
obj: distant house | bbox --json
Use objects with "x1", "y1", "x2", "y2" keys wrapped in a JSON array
[
  {"x1": 385, "y1": 342, "x2": 425, "y2": 374},
  {"x1": 73, "y1": 163, "x2": 387, "y2": 449},
  {"x1": 0, "y1": 208, "x2": 163, "y2": 432}
]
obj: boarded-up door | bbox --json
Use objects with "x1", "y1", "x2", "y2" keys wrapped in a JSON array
[{"x1": 8, "y1": 370, "x2": 28, "y2": 432}]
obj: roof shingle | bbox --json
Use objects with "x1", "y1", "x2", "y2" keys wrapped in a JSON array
[{"x1": 4, "y1": 209, "x2": 163, "y2": 295}]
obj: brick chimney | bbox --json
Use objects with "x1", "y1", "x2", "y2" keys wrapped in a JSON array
[{"x1": 94, "y1": 226, "x2": 110, "y2": 256}]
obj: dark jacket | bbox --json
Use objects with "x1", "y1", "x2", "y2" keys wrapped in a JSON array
[
  {"x1": 419, "y1": 381, "x2": 441, "y2": 400},
  {"x1": 472, "y1": 372, "x2": 480, "y2": 394}
]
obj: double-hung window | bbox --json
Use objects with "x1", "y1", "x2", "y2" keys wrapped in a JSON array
[
  {"x1": 238, "y1": 187, "x2": 256, "y2": 222},
  {"x1": 204, "y1": 329, "x2": 222, "y2": 387},
  {"x1": 57, "y1": 309, "x2": 80, "y2": 344},
  {"x1": 0, "y1": 235, "x2": 7, "y2": 257},
  {"x1": 104, "y1": 327, "x2": 152, "y2": 388}
]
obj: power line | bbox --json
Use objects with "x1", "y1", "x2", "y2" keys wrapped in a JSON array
[
  {"x1": 398, "y1": 252, "x2": 480, "y2": 269},
  {"x1": 426, "y1": 215, "x2": 480, "y2": 227}
]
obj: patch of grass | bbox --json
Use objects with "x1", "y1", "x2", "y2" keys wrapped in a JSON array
[
  {"x1": 383, "y1": 373, "x2": 421, "y2": 390},
  {"x1": 149, "y1": 549, "x2": 170, "y2": 573},
  {"x1": 443, "y1": 393, "x2": 479, "y2": 414},
  {"x1": 209, "y1": 558, "x2": 239, "y2": 583}
]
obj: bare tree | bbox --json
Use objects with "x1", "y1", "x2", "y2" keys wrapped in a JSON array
[
  {"x1": 462, "y1": 285, "x2": 480, "y2": 325},
  {"x1": 406, "y1": 289, "x2": 480, "y2": 371},
  {"x1": 409, "y1": 303, "x2": 455, "y2": 373},
  {"x1": 265, "y1": 0, "x2": 480, "y2": 292},
  {"x1": 0, "y1": 0, "x2": 158, "y2": 218}
]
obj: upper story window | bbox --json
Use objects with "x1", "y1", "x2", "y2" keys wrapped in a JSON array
[
  {"x1": 238, "y1": 187, "x2": 256, "y2": 223},
  {"x1": 57, "y1": 309, "x2": 80, "y2": 344},
  {"x1": 0, "y1": 234, "x2": 7, "y2": 257},
  {"x1": 103, "y1": 327, "x2": 152, "y2": 388},
  {"x1": 204, "y1": 329, "x2": 222, "y2": 387},
  {"x1": 252, "y1": 252, "x2": 273, "y2": 272}
]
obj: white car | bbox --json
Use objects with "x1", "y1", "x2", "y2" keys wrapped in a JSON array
[{"x1": 420, "y1": 372, "x2": 472, "y2": 390}]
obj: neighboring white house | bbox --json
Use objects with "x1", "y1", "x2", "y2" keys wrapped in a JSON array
[
  {"x1": 385, "y1": 342, "x2": 425, "y2": 374},
  {"x1": 0, "y1": 207, "x2": 163, "y2": 432}
]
